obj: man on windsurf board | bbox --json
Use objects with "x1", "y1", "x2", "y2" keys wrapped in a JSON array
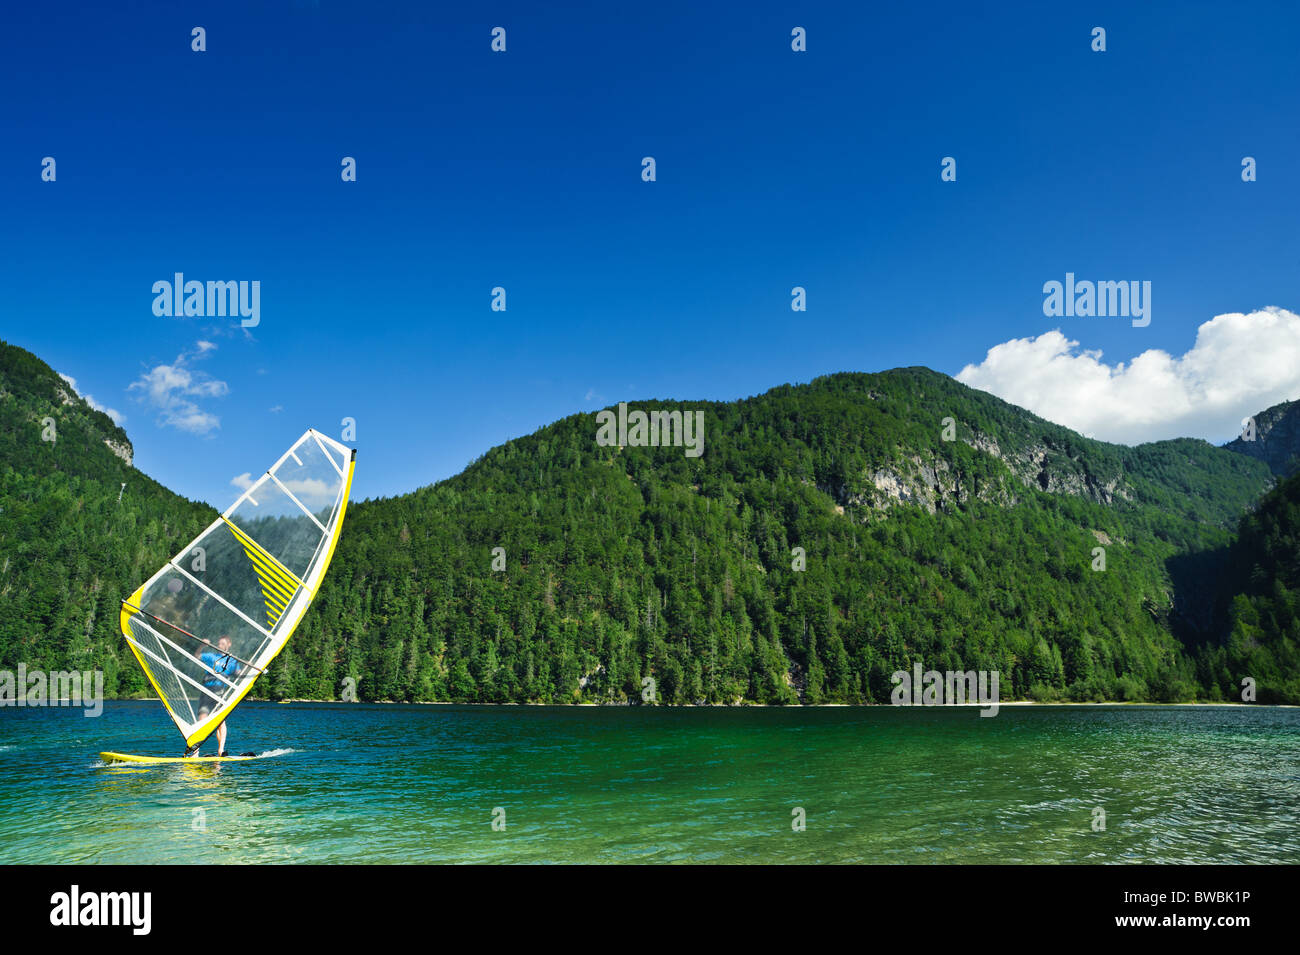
[{"x1": 188, "y1": 636, "x2": 242, "y2": 756}]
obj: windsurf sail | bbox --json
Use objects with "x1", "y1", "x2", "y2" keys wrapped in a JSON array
[{"x1": 119, "y1": 429, "x2": 355, "y2": 748}]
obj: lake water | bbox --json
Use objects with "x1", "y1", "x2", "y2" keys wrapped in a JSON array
[{"x1": 1, "y1": 701, "x2": 1297, "y2": 863}]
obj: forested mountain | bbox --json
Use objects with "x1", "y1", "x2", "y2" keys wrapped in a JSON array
[
  {"x1": 2, "y1": 338, "x2": 1293, "y2": 705},
  {"x1": 0, "y1": 340, "x2": 210, "y2": 696},
  {"x1": 285, "y1": 368, "x2": 1282, "y2": 704},
  {"x1": 1212, "y1": 469, "x2": 1300, "y2": 702}
]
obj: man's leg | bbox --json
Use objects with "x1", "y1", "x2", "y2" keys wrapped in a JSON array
[{"x1": 216, "y1": 721, "x2": 227, "y2": 755}]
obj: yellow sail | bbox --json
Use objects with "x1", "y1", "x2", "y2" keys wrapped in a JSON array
[{"x1": 119, "y1": 429, "x2": 355, "y2": 748}]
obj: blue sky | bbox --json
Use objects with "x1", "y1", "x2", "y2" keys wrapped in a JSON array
[{"x1": 2, "y1": 1, "x2": 1298, "y2": 506}]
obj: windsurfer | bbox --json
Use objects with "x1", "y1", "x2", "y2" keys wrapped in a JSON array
[{"x1": 187, "y1": 635, "x2": 242, "y2": 756}]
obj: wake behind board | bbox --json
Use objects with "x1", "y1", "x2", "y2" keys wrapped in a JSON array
[{"x1": 100, "y1": 751, "x2": 264, "y2": 764}]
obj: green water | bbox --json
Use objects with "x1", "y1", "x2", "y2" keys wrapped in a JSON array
[{"x1": 1, "y1": 701, "x2": 1296, "y2": 863}]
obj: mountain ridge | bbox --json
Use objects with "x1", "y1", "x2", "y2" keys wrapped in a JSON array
[
  {"x1": 1224, "y1": 397, "x2": 1300, "y2": 476},
  {"x1": 2, "y1": 338, "x2": 1295, "y2": 706},
  {"x1": 284, "y1": 365, "x2": 1283, "y2": 704}
]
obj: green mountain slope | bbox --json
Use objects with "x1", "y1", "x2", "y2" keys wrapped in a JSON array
[
  {"x1": 0, "y1": 339, "x2": 210, "y2": 694},
  {"x1": 278, "y1": 368, "x2": 1278, "y2": 705},
  {"x1": 1207, "y1": 469, "x2": 1300, "y2": 703},
  {"x1": 2, "y1": 341, "x2": 1287, "y2": 707}
]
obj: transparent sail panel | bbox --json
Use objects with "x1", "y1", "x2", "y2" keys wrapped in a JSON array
[
  {"x1": 227, "y1": 477, "x2": 329, "y2": 581},
  {"x1": 311, "y1": 430, "x2": 351, "y2": 476},
  {"x1": 180, "y1": 520, "x2": 301, "y2": 632},
  {"x1": 140, "y1": 567, "x2": 264, "y2": 665},
  {"x1": 273, "y1": 434, "x2": 344, "y2": 523},
  {"x1": 126, "y1": 568, "x2": 267, "y2": 730},
  {"x1": 125, "y1": 616, "x2": 201, "y2": 730}
]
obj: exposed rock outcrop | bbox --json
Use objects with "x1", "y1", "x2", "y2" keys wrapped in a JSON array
[
  {"x1": 834, "y1": 431, "x2": 1134, "y2": 517},
  {"x1": 104, "y1": 438, "x2": 133, "y2": 467},
  {"x1": 1224, "y1": 399, "x2": 1300, "y2": 476}
]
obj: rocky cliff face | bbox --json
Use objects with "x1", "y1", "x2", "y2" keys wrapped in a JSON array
[
  {"x1": 0, "y1": 338, "x2": 137, "y2": 481},
  {"x1": 104, "y1": 438, "x2": 133, "y2": 467},
  {"x1": 1224, "y1": 399, "x2": 1300, "y2": 476},
  {"x1": 860, "y1": 454, "x2": 992, "y2": 513},
  {"x1": 839, "y1": 431, "x2": 1132, "y2": 516},
  {"x1": 987, "y1": 436, "x2": 1130, "y2": 504}
]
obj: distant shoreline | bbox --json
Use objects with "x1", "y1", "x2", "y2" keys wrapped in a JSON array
[
  {"x1": 99, "y1": 696, "x2": 1295, "y2": 708},
  {"x1": 271, "y1": 699, "x2": 1298, "y2": 708}
]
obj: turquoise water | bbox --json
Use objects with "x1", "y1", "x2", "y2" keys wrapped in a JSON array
[{"x1": 1, "y1": 701, "x2": 1297, "y2": 863}]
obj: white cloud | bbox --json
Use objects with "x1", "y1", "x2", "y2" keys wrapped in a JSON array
[
  {"x1": 58, "y1": 373, "x2": 126, "y2": 425},
  {"x1": 955, "y1": 307, "x2": 1300, "y2": 445},
  {"x1": 229, "y1": 474, "x2": 334, "y2": 507},
  {"x1": 281, "y1": 476, "x2": 335, "y2": 507},
  {"x1": 128, "y1": 342, "x2": 229, "y2": 435}
]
